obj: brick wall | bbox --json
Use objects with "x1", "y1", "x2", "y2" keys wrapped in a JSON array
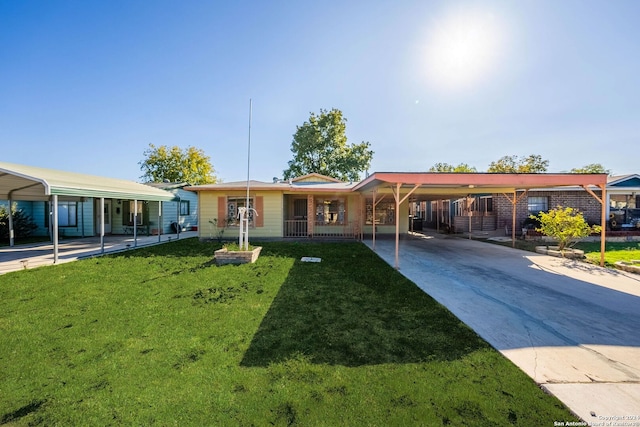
[{"x1": 494, "y1": 190, "x2": 603, "y2": 229}]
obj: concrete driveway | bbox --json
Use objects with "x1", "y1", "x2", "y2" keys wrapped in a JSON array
[{"x1": 365, "y1": 232, "x2": 640, "y2": 423}]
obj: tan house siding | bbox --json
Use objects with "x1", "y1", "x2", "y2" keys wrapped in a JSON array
[
  {"x1": 258, "y1": 191, "x2": 283, "y2": 237},
  {"x1": 196, "y1": 191, "x2": 283, "y2": 239},
  {"x1": 198, "y1": 192, "x2": 220, "y2": 238},
  {"x1": 194, "y1": 183, "x2": 412, "y2": 240}
]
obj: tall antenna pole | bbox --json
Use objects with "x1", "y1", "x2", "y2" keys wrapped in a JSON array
[
  {"x1": 246, "y1": 99, "x2": 252, "y2": 208},
  {"x1": 244, "y1": 99, "x2": 252, "y2": 250}
]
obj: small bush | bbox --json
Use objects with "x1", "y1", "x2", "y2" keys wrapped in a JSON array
[
  {"x1": 532, "y1": 206, "x2": 601, "y2": 251},
  {"x1": 0, "y1": 203, "x2": 38, "y2": 241}
]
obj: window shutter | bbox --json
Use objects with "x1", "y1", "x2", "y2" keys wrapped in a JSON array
[
  {"x1": 255, "y1": 196, "x2": 264, "y2": 227},
  {"x1": 217, "y1": 197, "x2": 226, "y2": 227}
]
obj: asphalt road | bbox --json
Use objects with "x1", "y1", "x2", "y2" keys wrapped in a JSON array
[{"x1": 366, "y1": 232, "x2": 640, "y2": 423}]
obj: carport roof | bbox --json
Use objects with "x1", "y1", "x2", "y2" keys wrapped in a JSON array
[
  {"x1": 0, "y1": 161, "x2": 177, "y2": 201},
  {"x1": 353, "y1": 172, "x2": 609, "y2": 198}
]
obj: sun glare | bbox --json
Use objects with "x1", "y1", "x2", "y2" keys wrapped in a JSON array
[{"x1": 423, "y1": 8, "x2": 506, "y2": 91}]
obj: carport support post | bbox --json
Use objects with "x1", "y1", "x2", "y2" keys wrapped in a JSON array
[
  {"x1": 8, "y1": 198, "x2": 14, "y2": 247},
  {"x1": 391, "y1": 183, "x2": 421, "y2": 270},
  {"x1": 600, "y1": 185, "x2": 607, "y2": 266},
  {"x1": 52, "y1": 195, "x2": 59, "y2": 263},
  {"x1": 158, "y1": 201, "x2": 162, "y2": 243},
  {"x1": 503, "y1": 190, "x2": 527, "y2": 248},
  {"x1": 582, "y1": 183, "x2": 608, "y2": 267},
  {"x1": 395, "y1": 183, "x2": 400, "y2": 269},
  {"x1": 372, "y1": 189, "x2": 377, "y2": 250},
  {"x1": 100, "y1": 197, "x2": 105, "y2": 254},
  {"x1": 133, "y1": 199, "x2": 138, "y2": 248},
  {"x1": 512, "y1": 191, "x2": 517, "y2": 247}
]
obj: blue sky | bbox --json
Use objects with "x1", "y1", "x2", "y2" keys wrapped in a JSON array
[{"x1": 1, "y1": 1, "x2": 639, "y2": 182}]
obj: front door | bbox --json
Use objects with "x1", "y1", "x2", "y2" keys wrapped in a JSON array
[{"x1": 96, "y1": 200, "x2": 112, "y2": 234}]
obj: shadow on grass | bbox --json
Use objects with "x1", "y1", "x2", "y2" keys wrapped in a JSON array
[{"x1": 241, "y1": 242, "x2": 490, "y2": 367}]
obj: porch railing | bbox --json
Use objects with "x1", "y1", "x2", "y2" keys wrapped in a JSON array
[
  {"x1": 283, "y1": 220, "x2": 358, "y2": 238},
  {"x1": 283, "y1": 220, "x2": 308, "y2": 237}
]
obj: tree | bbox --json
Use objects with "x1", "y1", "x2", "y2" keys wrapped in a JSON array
[
  {"x1": 532, "y1": 206, "x2": 601, "y2": 251},
  {"x1": 139, "y1": 144, "x2": 217, "y2": 184},
  {"x1": 487, "y1": 155, "x2": 549, "y2": 173},
  {"x1": 429, "y1": 162, "x2": 477, "y2": 172},
  {"x1": 283, "y1": 108, "x2": 373, "y2": 181},
  {"x1": 570, "y1": 163, "x2": 611, "y2": 175}
]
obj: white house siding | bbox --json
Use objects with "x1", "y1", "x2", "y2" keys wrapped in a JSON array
[
  {"x1": 145, "y1": 189, "x2": 198, "y2": 234},
  {"x1": 5, "y1": 199, "x2": 95, "y2": 238},
  {"x1": 67, "y1": 198, "x2": 94, "y2": 237}
]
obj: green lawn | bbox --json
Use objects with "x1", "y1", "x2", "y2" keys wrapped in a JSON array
[
  {"x1": 0, "y1": 239, "x2": 577, "y2": 425},
  {"x1": 578, "y1": 241, "x2": 640, "y2": 266},
  {"x1": 482, "y1": 237, "x2": 640, "y2": 267}
]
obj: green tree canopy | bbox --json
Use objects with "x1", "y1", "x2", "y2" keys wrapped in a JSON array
[
  {"x1": 487, "y1": 154, "x2": 549, "y2": 173},
  {"x1": 570, "y1": 163, "x2": 611, "y2": 174},
  {"x1": 139, "y1": 144, "x2": 217, "y2": 184},
  {"x1": 428, "y1": 162, "x2": 477, "y2": 172},
  {"x1": 283, "y1": 108, "x2": 373, "y2": 181}
]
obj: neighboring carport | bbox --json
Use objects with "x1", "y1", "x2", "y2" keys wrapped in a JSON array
[
  {"x1": 353, "y1": 172, "x2": 609, "y2": 269},
  {"x1": 0, "y1": 161, "x2": 177, "y2": 262}
]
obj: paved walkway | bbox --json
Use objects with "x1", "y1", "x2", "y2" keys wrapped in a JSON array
[
  {"x1": 366, "y1": 232, "x2": 640, "y2": 423},
  {"x1": 0, "y1": 232, "x2": 198, "y2": 274}
]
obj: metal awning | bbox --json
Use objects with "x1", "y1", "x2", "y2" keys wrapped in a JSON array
[
  {"x1": 0, "y1": 161, "x2": 178, "y2": 262},
  {"x1": 354, "y1": 172, "x2": 609, "y2": 269},
  {"x1": 0, "y1": 161, "x2": 177, "y2": 202},
  {"x1": 353, "y1": 172, "x2": 608, "y2": 197}
]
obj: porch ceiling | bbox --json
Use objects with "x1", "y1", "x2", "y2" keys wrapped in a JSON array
[
  {"x1": 353, "y1": 172, "x2": 609, "y2": 200},
  {"x1": 0, "y1": 161, "x2": 177, "y2": 202}
]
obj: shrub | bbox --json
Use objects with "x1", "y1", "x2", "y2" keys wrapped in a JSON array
[
  {"x1": 0, "y1": 203, "x2": 38, "y2": 241},
  {"x1": 532, "y1": 206, "x2": 601, "y2": 251}
]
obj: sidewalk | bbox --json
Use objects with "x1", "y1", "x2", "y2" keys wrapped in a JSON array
[{"x1": 0, "y1": 231, "x2": 198, "y2": 274}]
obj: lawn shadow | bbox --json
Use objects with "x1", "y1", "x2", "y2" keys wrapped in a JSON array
[{"x1": 241, "y1": 242, "x2": 490, "y2": 367}]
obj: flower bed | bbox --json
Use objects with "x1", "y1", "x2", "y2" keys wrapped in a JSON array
[
  {"x1": 615, "y1": 260, "x2": 640, "y2": 274},
  {"x1": 214, "y1": 246, "x2": 262, "y2": 265},
  {"x1": 535, "y1": 246, "x2": 585, "y2": 259}
]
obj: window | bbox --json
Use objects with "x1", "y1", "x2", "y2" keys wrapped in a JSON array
[
  {"x1": 528, "y1": 196, "x2": 548, "y2": 215},
  {"x1": 454, "y1": 196, "x2": 493, "y2": 216},
  {"x1": 316, "y1": 198, "x2": 345, "y2": 224},
  {"x1": 58, "y1": 202, "x2": 78, "y2": 227},
  {"x1": 122, "y1": 201, "x2": 144, "y2": 225},
  {"x1": 227, "y1": 197, "x2": 254, "y2": 227},
  {"x1": 365, "y1": 199, "x2": 395, "y2": 225},
  {"x1": 179, "y1": 200, "x2": 190, "y2": 216}
]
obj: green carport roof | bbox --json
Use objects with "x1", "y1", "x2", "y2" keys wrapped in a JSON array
[{"x1": 0, "y1": 161, "x2": 177, "y2": 202}]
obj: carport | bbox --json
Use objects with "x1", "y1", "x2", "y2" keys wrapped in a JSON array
[
  {"x1": 0, "y1": 161, "x2": 177, "y2": 263},
  {"x1": 353, "y1": 172, "x2": 609, "y2": 269}
]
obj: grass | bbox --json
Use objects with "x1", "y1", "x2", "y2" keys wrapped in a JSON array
[
  {"x1": 578, "y1": 241, "x2": 640, "y2": 266},
  {"x1": 480, "y1": 237, "x2": 640, "y2": 267},
  {"x1": 0, "y1": 239, "x2": 578, "y2": 425}
]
